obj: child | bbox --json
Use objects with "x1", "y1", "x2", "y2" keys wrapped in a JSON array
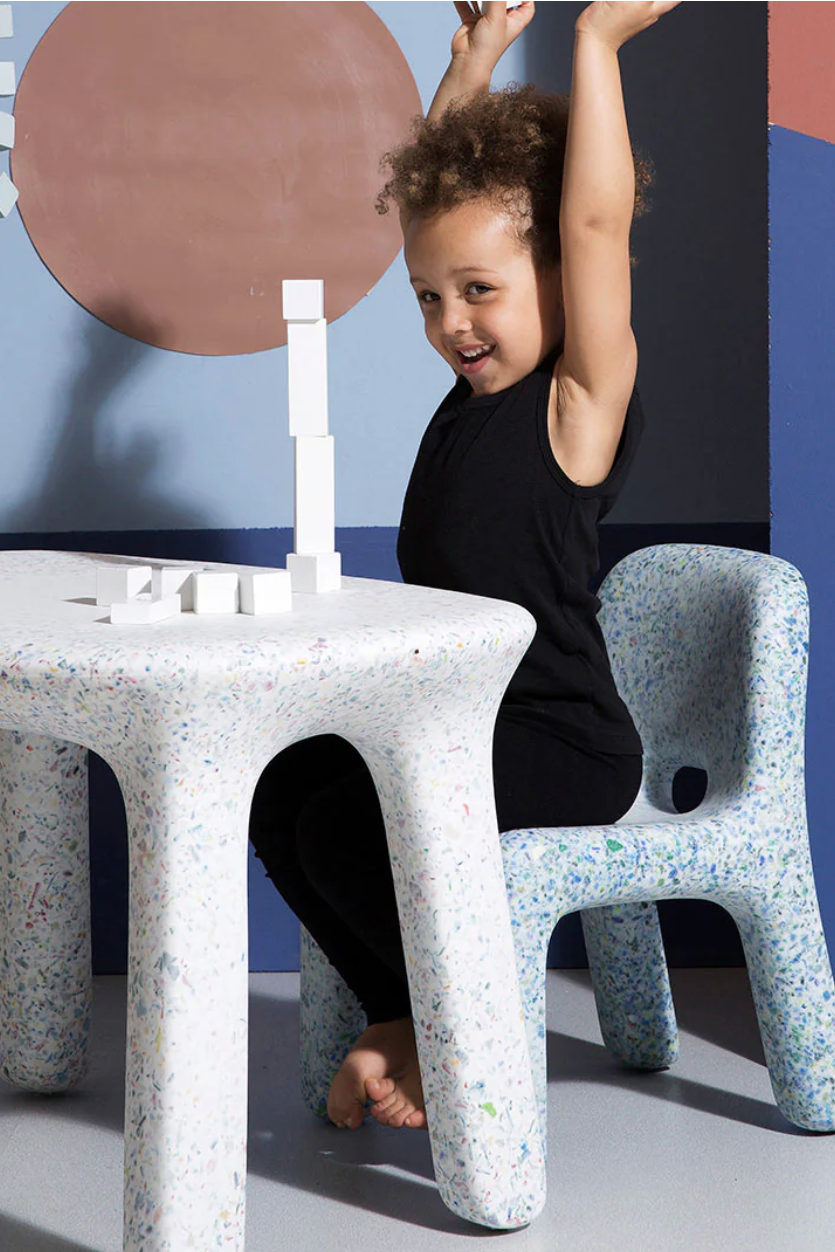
[{"x1": 249, "y1": 0, "x2": 681, "y2": 1133}]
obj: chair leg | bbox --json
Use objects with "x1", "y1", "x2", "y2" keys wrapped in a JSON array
[
  {"x1": 513, "y1": 933, "x2": 550, "y2": 1155},
  {"x1": 299, "y1": 924, "x2": 367, "y2": 1119},
  {"x1": 581, "y1": 903, "x2": 680, "y2": 1070},
  {"x1": 731, "y1": 893, "x2": 835, "y2": 1131}
]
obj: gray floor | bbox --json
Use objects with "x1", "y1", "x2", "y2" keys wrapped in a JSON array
[{"x1": 0, "y1": 969, "x2": 833, "y2": 1252}]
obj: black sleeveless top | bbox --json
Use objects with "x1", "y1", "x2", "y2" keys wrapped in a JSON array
[{"x1": 397, "y1": 346, "x2": 644, "y2": 755}]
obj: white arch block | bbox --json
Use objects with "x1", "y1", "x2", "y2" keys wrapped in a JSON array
[
  {"x1": 288, "y1": 319, "x2": 328, "y2": 437},
  {"x1": 282, "y1": 278, "x2": 323, "y2": 322},
  {"x1": 294, "y1": 434, "x2": 335, "y2": 554},
  {"x1": 0, "y1": 111, "x2": 14, "y2": 150},
  {"x1": 0, "y1": 6, "x2": 11, "y2": 39},
  {"x1": 0, "y1": 61, "x2": 15, "y2": 96}
]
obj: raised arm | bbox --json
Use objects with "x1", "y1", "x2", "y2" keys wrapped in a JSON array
[
  {"x1": 427, "y1": 1, "x2": 534, "y2": 122},
  {"x1": 557, "y1": 2, "x2": 680, "y2": 411}
]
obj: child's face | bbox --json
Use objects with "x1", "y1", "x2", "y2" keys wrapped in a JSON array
[{"x1": 403, "y1": 198, "x2": 564, "y2": 395}]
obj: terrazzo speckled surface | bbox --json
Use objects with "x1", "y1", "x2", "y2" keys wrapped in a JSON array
[
  {"x1": 500, "y1": 544, "x2": 835, "y2": 1155},
  {"x1": 0, "y1": 550, "x2": 542, "y2": 1248},
  {"x1": 0, "y1": 731, "x2": 91, "y2": 1092}
]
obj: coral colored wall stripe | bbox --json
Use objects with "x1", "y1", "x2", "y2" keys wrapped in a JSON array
[{"x1": 768, "y1": 2, "x2": 835, "y2": 957}]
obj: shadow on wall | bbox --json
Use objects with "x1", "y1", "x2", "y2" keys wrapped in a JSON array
[{"x1": 1, "y1": 303, "x2": 210, "y2": 535}]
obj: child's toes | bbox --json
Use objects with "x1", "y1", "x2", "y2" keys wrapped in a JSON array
[
  {"x1": 374, "y1": 1099, "x2": 406, "y2": 1127},
  {"x1": 403, "y1": 1108, "x2": 427, "y2": 1129},
  {"x1": 327, "y1": 1079, "x2": 367, "y2": 1129},
  {"x1": 386, "y1": 1102, "x2": 417, "y2": 1129},
  {"x1": 365, "y1": 1075, "x2": 396, "y2": 1104},
  {"x1": 370, "y1": 1096, "x2": 401, "y2": 1125},
  {"x1": 343, "y1": 1103, "x2": 365, "y2": 1129},
  {"x1": 327, "y1": 1098, "x2": 363, "y2": 1129}
]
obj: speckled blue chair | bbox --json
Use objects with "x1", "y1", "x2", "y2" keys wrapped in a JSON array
[{"x1": 502, "y1": 543, "x2": 835, "y2": 1147}]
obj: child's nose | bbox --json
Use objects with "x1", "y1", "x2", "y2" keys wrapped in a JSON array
[{"x1": 439, "y1": 301, "x2": 472, "y2": 337}]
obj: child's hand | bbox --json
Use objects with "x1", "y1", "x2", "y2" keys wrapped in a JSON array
[
  {"x1": 450, "y1": 1, "x2": 535, "y2": 70},
  {"x1": 575, "y1": 2, "x2": 681, "y2": 52}
]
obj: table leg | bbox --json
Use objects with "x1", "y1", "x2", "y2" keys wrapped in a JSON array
[
  {"x1": 0, "y1": 729, "x2": 91, "y2": 1091},
  {"x1": 116, "y1": 759, "x2": 251, "y2": 1252},
  {"x1": 358, "y1": 724, "x2": 546, "y2": 1230}
]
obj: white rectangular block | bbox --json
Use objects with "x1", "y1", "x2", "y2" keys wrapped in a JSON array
[
  {"x1": 96, "y1": 564, "x2": 152, "y2": 606},
  {"x1": 288, "y1": 319, "x2": 328, "y2": 437},
  {"x1": 287, "y1": 551, "x2": 341, "y2": 594},
  {"x1": 239, "y1": 570, "x2": 292, "y2": 615},
  {"x1": 294, "y1": 435, "x2": 335, "y2": 555},
  {"x1": 0, "y1": 7, "x2": 12, "y2": 39},
  {"x1": 110, "y1": 594, "x2": 181, "y2": 625},
  {"x1": 282, "y1": 278, "x2": 324, "y2": 322},
  {"x1": 0, "y1": 111, "x2": 14, "y2": 150},
  {"x1": 192, "y1": 571, "x2": 239, "y2": 615},
  {"x1": 0, "y1": 169, "x2": 17, "y2": 216},
  {"x1": 0, "y1": 62, "x2": 15, "y2": 96},
  {"x1": 151, "y1": 566, "x2": 200, "y2": 612}
]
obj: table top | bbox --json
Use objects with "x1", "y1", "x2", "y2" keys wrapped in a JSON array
[
  {"x1": 0, "y1": 548, "x2": 535, "y2": 673},
  {"x1": 0, "y1": 550, "x2": 536, "y2": 765}
]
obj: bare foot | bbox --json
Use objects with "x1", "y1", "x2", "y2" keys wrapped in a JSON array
[{"x1": 327, "y1": 1017, "x2": 426, "y2": 1131}]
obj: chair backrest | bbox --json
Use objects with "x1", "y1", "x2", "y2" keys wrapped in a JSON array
[{"x1": 597, "y1": 545, "x2": 808, "y2": 815}]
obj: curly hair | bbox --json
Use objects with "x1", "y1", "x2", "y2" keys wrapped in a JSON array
[{"x1": 376, "y1": 82, "x2": 654, "y2": 272}]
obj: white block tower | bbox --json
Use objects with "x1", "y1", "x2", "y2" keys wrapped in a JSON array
[{"x1": 282, "y1": 279, "x2": 342, "y2": 593}]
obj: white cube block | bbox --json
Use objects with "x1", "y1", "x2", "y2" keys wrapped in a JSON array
[
  {"x1": 239, "y1": 570, "x2": 292, "y2": 615},
  {"x1": 294, "y1": 435, "x2": 335, "y2": 555},
  {"x1": 287, "y1": 551, "x2": 341, "y2": 594},
  {"x1": 151, "y1": 566, "x2": 200, "y2": 612},
  {"x1": 96, "y1": 564, "x2": 152, "y2": 606},
  {"x1": 0, "y1": 169, "x2": 17, "y2": 216},
  {"x1": 110, "y1": 594, "x2": 181, "y2": 625},
  {"x1": 0, "y1": 7, "x2": 12, "y2": 39},
  {"x1": 0, "y1": 62, "x2": 15, "y2": 96},
  {"x1": 282, "y1": 278, "x2": 324, "y2": 322},
  {"x1": 0, "y1": 111, "x2": 14, "y2": 150},
  {"x1": 288, "y1": 319, "x2": 328, "y2": 437},
  {"x1": 192, "y1": 571, "x2": 239, "y2": 615}
]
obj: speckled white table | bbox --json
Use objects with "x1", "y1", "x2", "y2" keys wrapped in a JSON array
[{"x1": 0, "y1": 550, "x2": 544, "y2": 1248}]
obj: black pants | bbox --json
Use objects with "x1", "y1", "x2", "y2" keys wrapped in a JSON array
[{"x1": 249, "y1": 722, "x2": 642, "y2": 1025}]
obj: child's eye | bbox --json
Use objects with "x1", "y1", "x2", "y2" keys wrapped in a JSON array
[{"x1": 416, "y1": 285, "x2": 492, "y2": 304}]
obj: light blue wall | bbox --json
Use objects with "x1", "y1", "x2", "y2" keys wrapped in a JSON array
[
  {"x1": 1, "y1": 2, "x2": 527, "y2": 534},
  {"x1": 3, "y1": 4, "x2": 769, "y2": 538}
]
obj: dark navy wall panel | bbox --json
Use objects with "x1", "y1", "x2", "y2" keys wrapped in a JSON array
[{"x1": 769, "y1": 124, "x2": 835, "y2": 961}]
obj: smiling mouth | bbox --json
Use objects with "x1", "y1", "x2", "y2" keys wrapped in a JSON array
[{"x1": 455, "y1": 345, "x2": 495, "y2": 365}]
